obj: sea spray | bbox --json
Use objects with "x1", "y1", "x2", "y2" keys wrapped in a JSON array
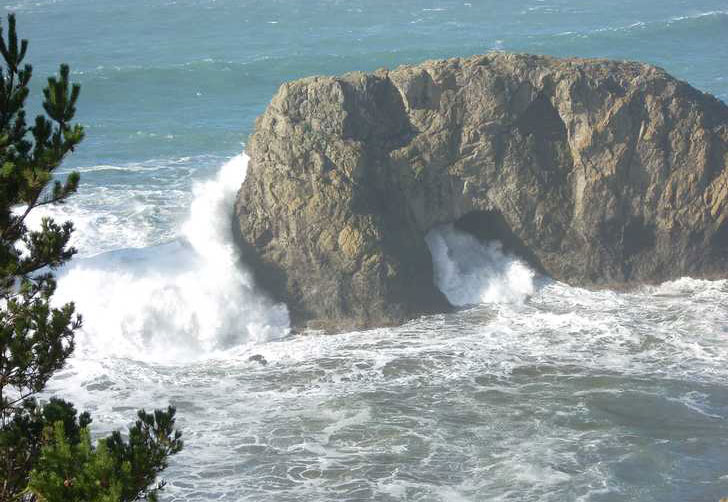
[
  {"x1": 52, "y1": 154, "x2": 289, "y2": 362},
  {"x1": 425, "y1": 224, "x2": 536, "y2": 306},
  {"x1": 20, "y1": 155, "x2": 214, "y2": 255}
]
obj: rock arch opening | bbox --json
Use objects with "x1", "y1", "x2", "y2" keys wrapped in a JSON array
[
  {"x1": 424, "y1": 210, "x2": 541, "y2": 307},
  {"x1": 452, "y1": 210, "x2": 544, "y2": 274}
]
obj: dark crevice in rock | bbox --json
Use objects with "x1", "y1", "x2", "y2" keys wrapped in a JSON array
[
  {"x1": 341, "y1": 76, "x2": 413, "y2": 146},
  {"x1": 230, "y1": 212, "x2": 292, "y2": 316},
  {"x1": 403, "y1": 70, "x2": 442, "y2": 110},
  {"x1": 715, "y1": 220, "x2": 728, "y2": 251},
  {"x1": 380, "y1": 228, "x2": 453, "y2": 317},
  {"x1": 622, "y1": 217, "x2": 656, "y2": 258},
  {"x1": 620, "y1": 217, "x2": 658, "y2": 281},
  {"x1": 516, "y1": 93, "x2": 567, "y2": 142},
  {"x1": 516, "y1": 93, "x2": 574, "y2": 193}
]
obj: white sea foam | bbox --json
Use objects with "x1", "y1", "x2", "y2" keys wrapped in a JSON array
[
  {"x1": 51, "y1": 154, "x2": 290, "y2": 362},
  {"x1": 21, "y1": 155, "x2": 220, "y2": 256},
  {"x1": 425, "y1": 224, "x2": 536, "y2": 306},
  {"x1": 669, "y1": 10, "x2": 728, "y2": 23},
  {"x1": 45, "y1": 235, "x2": 728, "y2": 502},
  {"x1": 49, "y1": 266, "x2": 728, "y2": 501}
]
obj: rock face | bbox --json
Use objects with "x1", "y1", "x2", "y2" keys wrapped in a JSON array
[{"x1": 234, "y1": 53, "x2": 728, "y2": 333}]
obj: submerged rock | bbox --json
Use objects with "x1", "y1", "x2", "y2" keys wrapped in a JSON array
[
  {"x1": 248, "y1": 354, "x2": 268, "y2": 366},
  {"x1": 234, "y1": 53, "x2": 728, "y2": 333}
]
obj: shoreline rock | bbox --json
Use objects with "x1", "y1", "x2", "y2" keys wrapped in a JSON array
[{"x1": 234, "y1": 52, "x2": 728, "y2": 333}]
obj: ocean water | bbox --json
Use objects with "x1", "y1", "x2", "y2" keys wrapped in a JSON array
[{"x1": 9, "y1": 0, "x2": 728, "y2": 500}]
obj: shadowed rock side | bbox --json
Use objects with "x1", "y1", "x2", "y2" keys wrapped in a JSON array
[{"x1": 234, "y1": 53, "x2": 728, "y2": 333}]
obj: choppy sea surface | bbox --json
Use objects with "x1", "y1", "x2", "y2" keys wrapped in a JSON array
[{"x1": 11, "y1": 0, "x2": 728, "y2": 500}]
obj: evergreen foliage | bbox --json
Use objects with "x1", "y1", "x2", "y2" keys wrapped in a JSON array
[
  {"x1": 26, "y1": 406, "x2": 182, "y2": 502},
  {"x1": 0, "y1": 14, "x2": 182, "y2": 501}
]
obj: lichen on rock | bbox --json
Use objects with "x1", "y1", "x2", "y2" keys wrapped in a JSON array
[{"x1": 234, "y1": 53, "x2": 728, "y2": 333}]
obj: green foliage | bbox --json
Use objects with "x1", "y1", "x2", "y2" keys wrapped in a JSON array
[
  {"x1": 26, "y1": 406, "x2": 183, "y2": 502},
  {"x1": 0, "y1": 13, "x2": 183, "y2": 502},
  {"x1": 1, "y1": 399, "x2": 91, "y2": 498},
  {"x1": 103, "y1": 408, "x2": 184, "y2": 501},
  {"x1": 0, "y1": 11, "x2": 82, "y2": 423},
  {"x1": 1, "y1": 399, "x2": 183, "y2": 502},
  {"x1": 30, "y1": 423, "x2": 124, "y2": 502}
]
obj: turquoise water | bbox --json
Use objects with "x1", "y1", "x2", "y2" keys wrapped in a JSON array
[
  {"x1": 10, "y1": 0, "x2": 728, "y2": 500},
  {"x1": 18, "y1": 0, "x2": 728, "y2": 176},
  {"x1": 14, "y1": 0, "x2": 728, "y2": 252}
]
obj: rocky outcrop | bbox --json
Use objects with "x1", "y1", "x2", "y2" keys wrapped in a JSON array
[{"x1": 234, "y1": 53, "x2": 728, "y2": 333}]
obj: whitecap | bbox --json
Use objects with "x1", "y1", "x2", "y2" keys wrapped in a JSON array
[{"x1": 52, "y1": 154, "x2": 290, "y2": 363}]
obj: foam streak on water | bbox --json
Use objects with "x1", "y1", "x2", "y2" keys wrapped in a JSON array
[
  {"x1": 49, "y1": 274, "x2": 728, "y2": 501},
  {"x1": 43, "y1": 188, "x2": 728, "y2": 501}
]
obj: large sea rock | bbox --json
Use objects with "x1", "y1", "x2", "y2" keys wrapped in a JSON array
[{"x1": 234, "y1": 53, "x2": 728, "y2": 333}]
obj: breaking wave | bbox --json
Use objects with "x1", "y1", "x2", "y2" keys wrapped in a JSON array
[
  {"x1": 52, "y1": 154, "x2": 290, "y2": 363},
  {"x1": 425, "y1": 224, "x2": 537, "y2": 306}
]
